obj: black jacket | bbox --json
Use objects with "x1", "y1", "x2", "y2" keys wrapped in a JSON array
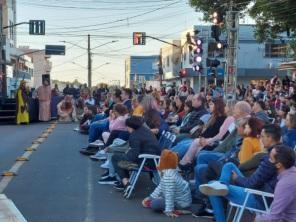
[
  {"x1": 126, "y1": 126, "x2": 160, "y2": 162},
  {"x1": 180, "y1": 106, "x2": 208, "y2": 133},
  {"x1": 235, "y1": 148, "x2": 277, "y2": 194}
]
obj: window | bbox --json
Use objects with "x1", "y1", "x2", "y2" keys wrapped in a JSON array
[{"x1": 265, "y1": 43, "x2": 287, "y2": 58}]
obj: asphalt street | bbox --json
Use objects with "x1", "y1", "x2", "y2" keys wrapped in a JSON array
[{"x1": 1, "y1": 123, "x2": 212, "y2": 222}]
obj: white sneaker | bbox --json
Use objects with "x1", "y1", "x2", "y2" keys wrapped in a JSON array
[
  {"x1": 89, "y1": 139, "x2": 104, "y2": 147},
  {"x1": 199, "y1": 181, "x2": 229, "y2": 196},
  {"x1": 73, "y1": 127, "x2": 80, "y2": 132},
  {"x1": 100, "y1": 160, "x2": 111, "y2": 169}
]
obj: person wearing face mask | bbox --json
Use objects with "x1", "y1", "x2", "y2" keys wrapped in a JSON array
[
  {"x1": 255, "y1": 145, "x2": 296, "y2": 222},
  {"x1": 37, "y1": 80, "x2": 52, "y2": 121},
  {"x1": 198, "y1": 124, "x2": 282, "y2": 222}
]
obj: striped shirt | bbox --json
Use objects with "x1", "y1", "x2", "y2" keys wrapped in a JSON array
[{"x1": 150, "y1": 169, "x2": 192, "y2": 213}]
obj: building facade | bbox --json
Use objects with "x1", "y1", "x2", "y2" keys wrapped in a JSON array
[
  {"x1": 160, "y1": 40, "x2": 181, "y2": 81},
  {"x1": 19, "y1": 47, "x2": 52, "y2": 89},
  {"x1": 125, "y1": 55, "x2": 159, "y2": 88},
  {"x1": 162, "y1": 24, "x2": 289, "y2": 90},
  {"x1": 0, "y1": 0, "x2": 17, "y2": 98}
]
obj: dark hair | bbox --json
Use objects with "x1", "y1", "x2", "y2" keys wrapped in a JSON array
[
  {"x1": 87, "y1": 105, "x2": 97, "y2": 114},
  {"x1": 263, "y1": 124, "x2": 282, "y2": 142},
  {"x1": 274, "y1": 144, "x2": 296, "y2": 169},
  {"x1": 288, "y1": 113, "x2": 296, "y2": 129},
  {"x1": 247, "y1": 117, "x2": 264, "y2": 138},
  {"x1": 197, "y1": 95, "x2": 207, "y2": 106},
  {"x1": 171, "y1": 101, "x2": 178, "y2": 112},
  {"x1": 255, "y1": 100, "x2": 266, "y2": 110},
  {"x1": 137, "y1": 95, "x2": 144, "y2": 103},
  {"x1": 185, "y1": 100, "x2": 193, "y2": 113},
  {"x1": 176, "y1": 96, "x2": 185, "y2": 114},
  {"x1": 113, "y1": 104, "x2": 128, "y2": 116},
  {"x1": 122, "y1": 88, "x2": 132, "y2": 99},
  {"x1": 280, "y1": 105, "x2": 290, "y2": 114},
  {"x1": 144, "y1": 109, "x2": 161, "y2": 129},
  {"x1": 212, "y1": 97, "x2": 226, "y2": 117},
  {"x1": 126, "y1": 116, "x2": 143, "y2": 130},
  {"x1": 114, "y1": 89, "x2": 122, "y2": 99},
  {"x1": 207, "y1": 97, "x2": 226, "y2": 127}
]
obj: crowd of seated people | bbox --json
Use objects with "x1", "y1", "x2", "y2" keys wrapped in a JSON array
[{"x1": 73, "y1": 77, "x2": 296, "y2": 220}]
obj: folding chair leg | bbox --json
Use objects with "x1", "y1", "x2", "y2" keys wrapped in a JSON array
[
  {"x1": 233, "y1": 207, "x2": 240, "y2": 222},
  {"x1": 129, "y1": 171, "x2": 136, "y2": 185},
  {"x1": 226, "y1": 205, "x2": 233, "y2": 222},
  {"x1": 236, "y1": 193, "x2": 250, "y2": 222},
  {"x1": 125, "y1": 159, "x2": 146, "y2": 199}
]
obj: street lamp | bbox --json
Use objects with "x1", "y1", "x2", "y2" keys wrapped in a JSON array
[
  {"x1": 59, "y1": 40, "x2": 87, "y2": 50},
  {"x1": 93, "y1": 62, "x2": 110, "y2": 71},
  {"x1": 71, "y1": 61, "x2": 87, "y2": 69},
  {"x1": 91, "y1": 40, "x2": 118, "y2": 51}
]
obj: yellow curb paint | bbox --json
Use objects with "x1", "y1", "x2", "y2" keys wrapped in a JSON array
[
  {"x1": 2, "y1": 172, "x2": 17, "y2": 177},
  {"x1": 0, "y1": 123, "x2": 55, "y2": 193},
  {"x1": 16, "y1": 157, "x2": 29, "y2": 161},
  {"x1": 25, "y1": 148, "x2": 35, "y2": 151}
]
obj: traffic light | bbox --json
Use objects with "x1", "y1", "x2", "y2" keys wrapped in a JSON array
[
  {"x1": 192, "y1": 37, "x2": 203, "y2": 73},
  {"x1": 179, "y1": 69, "x2": 187, "y2": 77},
  {"x1": 29, "y1": 20, "x2": 45, "y2": 35},
  {"x1": 212, "y1": 12, "x2": 224, "y2": 25},
  {"x1": 133, "y1": 32, "x2": 146, "y2": 45},
  {"x1": 211, "y1": 25, "x2": 221, "y2": 42},
  {"x1": 206, "y1": 58, "x2": 221, "y2": 68}
]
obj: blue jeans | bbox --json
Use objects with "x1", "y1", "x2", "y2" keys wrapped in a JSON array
[
  {"x1": 92, "y1": 113, "x2": 106, "y2": 122},
  {"x1": 171, "y1": 139, "x2": 193, "y2": 159},
  {"x1": 88, "y1": 119, "x2": 109, "y2": 143},
  {"x1": 210, "y1": 163, "x2": 263, "y2": 222},
  {"x1": 209, "y1": 185, "x2": 263, "y2": 222},
  {"x1": 194, "y1": 151, "x2": 225, "y2": 188},
  {"x1": 219, "y1": 162, "x2": 244, "y2": 184}
]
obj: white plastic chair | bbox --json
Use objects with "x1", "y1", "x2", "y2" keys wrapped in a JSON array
[
  {"x1": 124, "y1": 154, "x2": 160, "y2": 199},
  {"x1": 227, "y1": 188, "x2": 274, "y2": 222}
]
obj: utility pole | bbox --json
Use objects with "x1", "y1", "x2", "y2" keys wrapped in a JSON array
[
  {"x1": 224, "y1": 1, "x2": 239, "y2": 102},
  {"x1": 0, "y1": 3, "x2": 5, "y2": 99},
  {"x1": 87, "y1": 34, "x2": 92, "y2": 88}
]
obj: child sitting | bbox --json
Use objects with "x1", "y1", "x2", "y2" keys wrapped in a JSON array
[{"x1": 142, "y1": 149, "x2": 192, "y2": 217}]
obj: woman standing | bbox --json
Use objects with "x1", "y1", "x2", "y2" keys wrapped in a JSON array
[
  {"x1": 16, "y1": 80, "x2": 29, "y2": 125},
  {"x1": 37, "y1": 80, "x2": 51, "y2": 121}
]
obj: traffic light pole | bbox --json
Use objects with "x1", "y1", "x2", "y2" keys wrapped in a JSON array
[{"x1": 224, "y1": 1, "x2": 239, "y2": 102}]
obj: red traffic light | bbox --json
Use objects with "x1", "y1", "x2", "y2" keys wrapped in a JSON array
[
  {"x1": 179, "y1": 69, "x2": 187, "y2": 77},
  {"x1": 133, "y1": 32, "x2": 146, "y2": 45}
]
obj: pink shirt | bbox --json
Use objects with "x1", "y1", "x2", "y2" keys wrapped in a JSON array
[
  {"x1": 109, "y1": 115, "x2": 128, "y2": 132},
  {"x1": 207, "y1": 116, "x2": 235, "y2": 144}
]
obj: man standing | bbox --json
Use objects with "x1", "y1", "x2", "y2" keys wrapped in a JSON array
[{"x1": 37, "y1": 80, "x2": 51, "y2": 121}]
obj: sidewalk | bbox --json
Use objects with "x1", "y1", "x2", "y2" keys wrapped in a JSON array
[{"x1": 0, "y1": 194, "x2": 27, "y2": 222}]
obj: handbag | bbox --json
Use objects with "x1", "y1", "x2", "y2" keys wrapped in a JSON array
[{"x1": 189, "y1": 124, "x2": 203, "y2": 138}]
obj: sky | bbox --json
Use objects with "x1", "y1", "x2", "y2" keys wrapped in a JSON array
[{"x1": 16, "y1": 0, "x2": 206, "y2": 85}]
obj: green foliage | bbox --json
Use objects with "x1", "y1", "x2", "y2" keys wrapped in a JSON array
[
  {"x1": 289, "y1": 37, "x2": 296, "y2": 59},
  {"x1": 189, "y1": 0, "x2": 251, "y2": 22},
  {"x1": 188, "y1": 0, "x2": 296, "y2": 42}
]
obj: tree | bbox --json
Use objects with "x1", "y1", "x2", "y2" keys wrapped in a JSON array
[
  {"x1": 189, "y1": 0, "x2": 296, "y2": 42},
  {"x1": 249, "y1": 0, "x2": 296, "y2": 42},
  {"x1": 189, "y1": 0, "x2": 250, "y2": 23}
]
